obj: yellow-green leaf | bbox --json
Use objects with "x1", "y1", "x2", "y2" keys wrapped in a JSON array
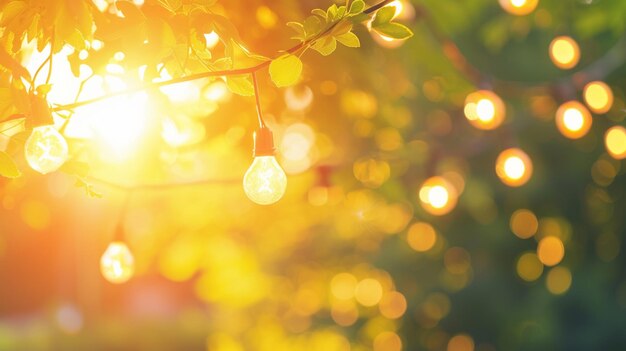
[
  {"x1": 372, "y1": 6, "x2": 396, "y2": 26},
  {"x1": 226, "y1": 76, "x2": 254, "y2": 96},
  {"x1": 311, "y1": 36, "x2": 337, "y2": 56},
  {"x1": 336, "y1": 32, "x2": 360, "y2": 48},
  {"x1": 269, "y1": 54, "x2": 302, "y2": 87},
  {"x1": 0, "y1": 150, "x2": 21, "y2": 178},
  {"x1": 373, "y1": 22, "x2": 413, "y2": 40},
  {"x1": 349, "y1": 0, "x2": 365, "y2": 15}
]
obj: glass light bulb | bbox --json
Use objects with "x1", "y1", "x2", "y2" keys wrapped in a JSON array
[
  {"x1": 24, "y1": 125, "x2": 69, "y2": 174},
  {"x1": 243, "y1": 155, "x2": 287, "y2": 205},
  {"x1": 100, "y1": 241, "x2": 135, "y2": 284}
]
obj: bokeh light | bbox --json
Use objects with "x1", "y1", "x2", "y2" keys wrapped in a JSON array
[
  {"x1": 495, "y1": 148, "x2": 533, "y2": 187},
  {"x1": 555, "y1": 101, "x2": 592, "y2": 139},
  {"x1": 447, "y1": 334, "x2": 475, "y2": 351},
  {"x1": 604, "y1": 126, "x2": 626, "y2": 160},
  {"x1": 583, "y1": 81, "x2": 613, "y2": 114},
  {"x1": 546, "y1": 266, "x2": 572, "y2": 295},
  {"x1": 537, "y1": 236, "x2": 565, "y2": 266},
  {"x1": 516, "y1": 252, "x2": 544, "y2": 282},
  {"x1": 330, "y1": 273, "x2": 358, "y2": 300},
  {"x1": 464, "y1": 90, "x2": 506, "y2": 130},
  {"x1": 418, "y1": 176, "x2": 459, "y2": 215},
  {"x1": 549, "y1": 36, "x2": 580, "y2": 69},
  {"x1": 406, "y1": 222, "x2": 438, "y2": 252},
  {"x1": 499, "y1": 0, "x2": 539, "y2": 16},
  {"x1": 510, "y1": 209, "x2": 539, "y2": 239},
  {"x1": 355, "y1": 278, "x2": 384, "y2": 307},
  {"x1": 379, "y1": 291, "x2": 408, "y2": 319},
  {"x1": 374, "y1": 331, "x2": 403, "y2": 351}
]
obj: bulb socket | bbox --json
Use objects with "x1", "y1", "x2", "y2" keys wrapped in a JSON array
[{"x1": 253, "y1": 127, "x2": 275, "y2": 157}]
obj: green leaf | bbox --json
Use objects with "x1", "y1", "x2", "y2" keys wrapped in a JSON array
[
  {"x1": 0, "y1": 150, "x2": 21, "y2": 178},
  {"x1": 373, "y1": 22, "x2": 413, "y2": 40},
  {"x1": 349, "y1": 0, "x2": 365, "y2": 14},
  {"x1": 330, "y1": 20, "x2": 352, "y2": 36},
  {"x1": 311, "y1": 36, "x2": 337, "y2": 56},
  {"x1": 372, "y1": 6, "x2": 396, "y2": 27},
  {"x1": 336, "y1": 5, "x2": 347, "y2": 19},
  {"x1": 226, "y1": 76, "x2": 254, "y2": 96},
  {"x1": 287, "y1": 21, "x2": 305, "y2": 40},
  {"x1": 336, "y1": 32, "x2": 360, "y2": 48},
  {"x1": 327, "y1": 4, "x2": 338, "y2": 22},
  {"x1": 303, "y1": 15, "x2": 322, "y2": 39},
  {"x1": 311, "y1": 9, "x2": 327, "y2": 19},
  {"x1": 269, "y1": 54, "x2": 302, "y2": 87}
]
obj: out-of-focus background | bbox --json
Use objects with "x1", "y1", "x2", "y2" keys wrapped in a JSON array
[{"x1": 1, "y1": 0, "x2": 626, "y2": 350}]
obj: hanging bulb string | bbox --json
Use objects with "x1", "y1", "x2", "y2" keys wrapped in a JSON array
[{"x1": 251, "y1": 71, "x2": 266, "y2": 129}]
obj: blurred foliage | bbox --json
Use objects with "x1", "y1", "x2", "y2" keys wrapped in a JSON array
[{"x1": 0, "y1": 0, "x2": 626, "y2": 351}]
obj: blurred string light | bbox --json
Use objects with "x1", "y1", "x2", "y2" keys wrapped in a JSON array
[
  {"x1": 549, "y1": 36, "x2": 580, "y2": 69},
  {"x1": 463, "y1": 90, "x2": 506, "y2": 130},
  {"x1": 516, "y1": 252, "x2": 544, "y2": 282},
  {"x1": 510, "y1": 209, "x2": 539, "y2": 239},
  {"x1": 406, "y1": 221, "x2": 438, "y2": 252},
  {"x1": 546, "y1": 266, "x2": 572, "y2": 295},
  {"x1": 604, "y1": 126, "x2": 626, "y2": 159},
  {"x1": 499, "y1": 0, "x2": 539, "y2": 15},
  {"x1": 555, "y1": 101, "x2": 592, "y2": 139},
  {"x1": 583, "y1": 81, "x2": 614, "y2": 114},
  {"x1": 418, "y1": 176, "x2": 459, "y2": 216},
  {"x1": 495, "y1": 148, "x2": 533, "y2": 187},
  {"x1": 537, "y1": 236, "x2": 565, "y2": 266}
]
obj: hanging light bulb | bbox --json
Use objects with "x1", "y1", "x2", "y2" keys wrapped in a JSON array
[
  {"x1": 464, "y1": 90, "x2": 506, "y2": 130},
  {"x1": 243, "y1": 127, "x2": 287, "y2": 205},
  {"x1": 583, "y1": 81, "x2": 613, "y2": 114},
  {"x1": 549, "y1": 36, "x2": 580, "y2": 70},
  {"x1": 499, "y1": 0, "x2": 539, "y2": 16},
  {"x1": 100, "y1": 241, "x2": 135, "y2": 284},
  {"x1": 25, "y1": 125, "x2": 69, "y2": 174},
  {"x1": 418, "y1": 176, "x2": 458, "y2": 216},
  {"x1": 555, "y1": 101, "x2": 592, "y2": 139},
  {"x1": 495, "y1": 148, "x2": 533, "y2": 187}
]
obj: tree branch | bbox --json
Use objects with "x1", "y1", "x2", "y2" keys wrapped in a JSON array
[{"x1": 51, "y1": 0, "x2": 393, "y2": 113}]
